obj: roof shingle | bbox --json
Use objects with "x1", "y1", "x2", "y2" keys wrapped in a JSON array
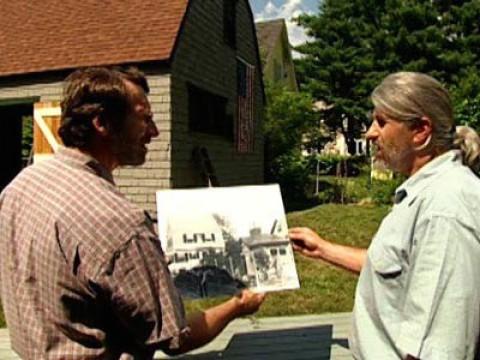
[{"x1": 0, "y1": 0, "x2": 189, "y2": 77}]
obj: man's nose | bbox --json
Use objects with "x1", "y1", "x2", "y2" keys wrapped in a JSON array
[
  {"x1": 365, "y1": 122, "x2": 378, "y2": 141},
  {"x1": 148, "y1": 118, "x2": 159, "y2": 138}
]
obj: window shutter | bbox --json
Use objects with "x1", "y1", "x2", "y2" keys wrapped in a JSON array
[{"x1": 33, "y1": 102, "x2": 62, "y2": 163}]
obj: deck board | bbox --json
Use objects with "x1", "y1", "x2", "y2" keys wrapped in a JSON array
[{"x1": 0, "y1": 313, "x2": 353, "y2": 359}]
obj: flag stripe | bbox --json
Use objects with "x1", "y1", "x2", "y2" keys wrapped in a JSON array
[{"x1": 236, "y1": 59, "x2": 255, "y2": 153}]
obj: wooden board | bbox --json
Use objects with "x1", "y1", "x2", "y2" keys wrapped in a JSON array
[{"x1": 33, "y1": 102, "x2": 62, "y2": 162}]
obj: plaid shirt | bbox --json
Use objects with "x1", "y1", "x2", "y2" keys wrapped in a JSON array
[{"x1": 0, "y1": 147, "x2": 188, "y2": 359}]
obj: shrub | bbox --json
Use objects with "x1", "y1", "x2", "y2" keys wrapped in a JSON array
[
  {"x1": 271, "y1": 151, "x2": 310, "y2": 205},
  {"x1": 370, "y1": 177, "x2": 404, "y2": 205},
  {"x1": 312, "y1": 171, "x2": 404, "y2": 206},
  {"x1": 314, "y1": 179, "x2": 343, "y2": 204}
]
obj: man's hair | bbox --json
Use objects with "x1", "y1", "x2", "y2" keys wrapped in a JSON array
[
  {"x1": 115, "y1": 66, "x2": 150, "y2": 94},
  {"x1": 59, "y1": 66, "x2": 149, "y2": 148},
  {"x1": 372, "y1": 71, "x2": 480, "y2": 174},
  {"x1": 371, "y1": 72, "x2": 454, "y2": 149}
]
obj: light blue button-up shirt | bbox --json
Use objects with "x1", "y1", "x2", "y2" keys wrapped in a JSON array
[{"x1": 350, "y1": 150, "x2": 480, "y2": 359}]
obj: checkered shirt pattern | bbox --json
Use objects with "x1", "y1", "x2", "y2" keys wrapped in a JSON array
[{"x1": 0, "y1": 147, "x2": 189, "y2": 359}]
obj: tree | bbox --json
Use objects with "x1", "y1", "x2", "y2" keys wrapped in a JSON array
[
  {"x1": 253, "y1": 248, "x2": 270, "y2": 281},
  {"x1": 264, "y1": 84, "x2": 318, "y2": 164},
  {"x1": 451, "y1": 67, "x2": 480, "y2": 131},
  {"x1": 211, "y1": 213, "x2": 246, "y2": 276},
  {"x1": 294, "y1": 0, "x2": 480, "y2": 139},
  {"x1": 263, "y1": 84, "x2": 318, "y2": 203}
]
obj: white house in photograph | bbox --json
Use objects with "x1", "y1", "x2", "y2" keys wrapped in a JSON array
[{"x1": 166, "y1": 215, "x2": 225, "y2": 273}]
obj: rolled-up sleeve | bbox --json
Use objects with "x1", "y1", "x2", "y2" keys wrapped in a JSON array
[{"x1": 95, "y1": 223, "x2": 189, "y2": 353}]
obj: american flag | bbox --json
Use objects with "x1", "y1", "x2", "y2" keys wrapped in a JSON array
[{"x1": 236, "y1": 59, "x2": 255, "y2": 153}]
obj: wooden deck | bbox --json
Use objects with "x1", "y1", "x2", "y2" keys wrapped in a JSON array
[{"x1": 0, "y1": 313, "x2": 352, "y2": 359}]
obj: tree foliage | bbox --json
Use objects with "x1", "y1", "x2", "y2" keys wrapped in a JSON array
[
  {"x1": 294, "y1": 0, "x2": 480, "y2": 134},
  {"x1": 264, "y1": 84, "x2": 317, "y2": 162},
  {"x1": 263, "y1": 84, "x2": 318, "y2": 202},
  {"x1": 451, "y1": 67, "x2": 480, "y2": 130}
]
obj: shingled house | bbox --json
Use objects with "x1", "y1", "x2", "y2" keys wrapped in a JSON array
[
  {"x1": 255, "y1": 19, "x2": 298, "y2": 91},
  {"x1": 0, "y1": 0, "x2": 264, "y2": 214}
]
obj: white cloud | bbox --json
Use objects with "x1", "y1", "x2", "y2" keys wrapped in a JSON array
[{"x1": 254, "y1": 0, "x2": 313, "y2": 49}]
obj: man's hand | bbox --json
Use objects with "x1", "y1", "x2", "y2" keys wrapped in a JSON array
[
  {"x1": 177, "y1": 289, "x2": 265, "y2": 354},
  {"x1": 231, "y1": 289, "x2": 266, "y2": 317},
  {"x1": 289, "y1": 227, "x2": 366, "y2": 274},
  {"x1": 289, "y1": 227, "x2": 327, "y2": 259}
]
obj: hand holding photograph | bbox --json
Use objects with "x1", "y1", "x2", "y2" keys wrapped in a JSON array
[{"x1": 156, "y1": 184, "x2": 300, "y2": 299}]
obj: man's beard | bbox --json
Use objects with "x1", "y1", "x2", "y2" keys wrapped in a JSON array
[
  {"x1": 377, "y1": 142, "x2": 413, "y2": 174},
  {"x1": 111, "y1": 132, "x2": 147, "y2": 166}
]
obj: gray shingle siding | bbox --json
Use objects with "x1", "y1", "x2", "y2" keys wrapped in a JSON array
[{"x1": 170, "y1": 0, "x2": 264, "y2": 189}]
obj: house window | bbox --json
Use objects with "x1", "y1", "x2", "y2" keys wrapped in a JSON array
[
  {"x1": 174, "y1": 253, "x2": 188, "y2": 263},
  {"x1": 224, "y1": 0, "x2": 237, "y2": 48},
  {"x1": 188, "y1": 83, "x2": 233, "y2": 139},
  {"x1": 183, "y1": 234, "x2": 196, "y2": 243}
]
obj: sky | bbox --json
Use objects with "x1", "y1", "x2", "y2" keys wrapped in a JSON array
[{"x1": 249, "y1": 0, "x2": 320, "y2": 47}]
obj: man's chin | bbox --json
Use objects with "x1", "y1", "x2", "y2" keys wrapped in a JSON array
[
  {"x1": 372, "y1": 153, "x2": 384, "y2": 163},
  {"x1": 118, "y1": 152, "x2": 147, "y2": 166},
  {"x1": 372, "y1": 157, "x2": 393, "y2": 170}
]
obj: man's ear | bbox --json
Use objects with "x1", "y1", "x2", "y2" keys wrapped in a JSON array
[
  {"x1": 92, "y1": 116, "x2": 110, "y2": 137},
  {"x1": 412, "y1": 116, "x2": 433, "y2": 147}
]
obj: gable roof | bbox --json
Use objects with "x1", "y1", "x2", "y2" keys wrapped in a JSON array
[
  {"x1": 0, "y1": 0, "x2": 189, "y2": 78},
  {"x1": 255, "y1": 18, "x2": 287, "y2": 65}
]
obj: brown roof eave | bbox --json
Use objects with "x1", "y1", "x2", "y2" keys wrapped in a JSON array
[{"x1": 0, "y1": 58, "x2": 172, "y2": 83}]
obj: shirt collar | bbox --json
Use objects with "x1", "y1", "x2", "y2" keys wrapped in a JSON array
[
  {"x1": 55, "y1": 146, "x2": 115, "y2": 184},
  {"x1": 394, "y1": 150, "x2": 461, "y2": 205}
]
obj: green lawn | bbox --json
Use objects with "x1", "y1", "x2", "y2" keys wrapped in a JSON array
[{"x1": 0, "y1": 203, "x2": 390, "y2": 327}]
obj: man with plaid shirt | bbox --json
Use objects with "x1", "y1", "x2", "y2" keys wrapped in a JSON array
[{"x1": 0, "y1": 67, "x2": 264, "y2": 359}]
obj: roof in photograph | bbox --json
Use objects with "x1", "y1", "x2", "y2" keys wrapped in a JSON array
[{"x1": 0, "y1": 0, "x2": 189, "y2": 77}]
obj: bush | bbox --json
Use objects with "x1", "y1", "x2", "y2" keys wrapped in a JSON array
[
  {"x1": 312, "y1": 171, "x2": 404, "y2": 206},
  {"x1": 271, "y1": 152, "x2": 310, "y2": 206},
  {"x1": 314, "y1": 179, "x2": 344, "y2": 204},
  {"x1": 370, "y1": 178, "x2": 404, "y2": 205}
]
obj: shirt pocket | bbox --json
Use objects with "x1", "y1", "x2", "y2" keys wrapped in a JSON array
[
  {"x1": 368, "y1": 228, "x2": 404, "y2": 279},
  {"x1": 367, "y1": 245, "x2": 406, "y2": 312},
  {"x1": 370, "y1": 251, "x2": 403, "y2": 279}
]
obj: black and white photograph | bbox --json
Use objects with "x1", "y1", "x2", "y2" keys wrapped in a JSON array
[{"x1": 156, "y1": 184, "x2": 300, "y2": 298}]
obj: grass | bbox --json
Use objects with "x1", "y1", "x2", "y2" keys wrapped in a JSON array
[{"x1": 0, "y1": 203, "x2": 390, "y2": 327}]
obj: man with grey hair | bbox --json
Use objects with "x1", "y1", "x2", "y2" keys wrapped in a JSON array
[{"x1": 290, "y1": 72, "x2": 480, "y2": 359}]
